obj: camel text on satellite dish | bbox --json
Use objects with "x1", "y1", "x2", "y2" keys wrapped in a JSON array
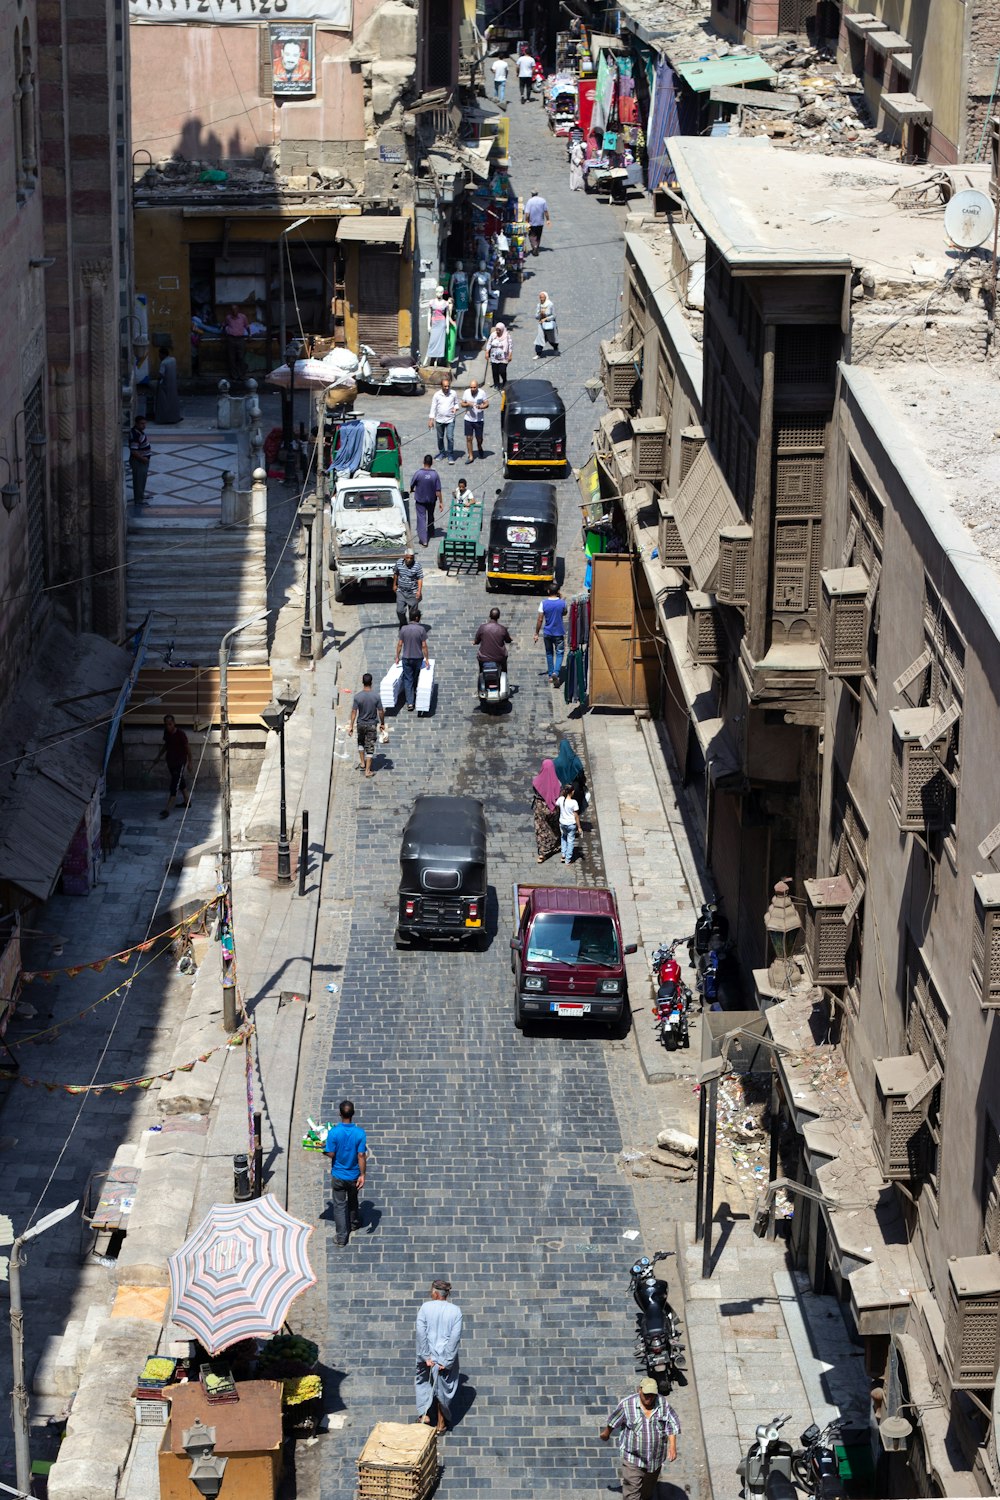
[{"x1": 943, "y1": 189, "x2": 995, "y2": 249}]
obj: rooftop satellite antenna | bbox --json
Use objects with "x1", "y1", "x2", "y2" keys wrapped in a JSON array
[{"x1": 943, "y1": 189, "x2": 994, "y2": 249}]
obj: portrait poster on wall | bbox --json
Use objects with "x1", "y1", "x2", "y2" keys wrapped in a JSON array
[{"x1": 270, "y1": 22, "x2": 314, "y2": 95}]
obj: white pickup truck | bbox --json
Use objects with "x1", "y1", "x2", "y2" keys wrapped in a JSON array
[{"x1": 329, "y1": 474, "x2": 411, "y2": 602}]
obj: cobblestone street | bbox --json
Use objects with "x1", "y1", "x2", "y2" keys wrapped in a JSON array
[{"x1": 287, "y1": 93, "x2": 708, "y2": 1500}]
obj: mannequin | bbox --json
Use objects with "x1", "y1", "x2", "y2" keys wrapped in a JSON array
[
  {"x1": 451, "y1": 261, "x2": 469, "y2": 341},
  {"x1": 470, "y1": 261, "x2": 491, "y2": 341},
  {"x1": 425, "y1": 284, "x2": 452, "y2": 366}
]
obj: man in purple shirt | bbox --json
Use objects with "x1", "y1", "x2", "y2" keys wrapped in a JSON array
[
  {"x1": 474, "y1": 607, "x2": 512, "y2": 666},
  {"x1": 409, "y1": 454, "x2": 443, "y2": 547}
]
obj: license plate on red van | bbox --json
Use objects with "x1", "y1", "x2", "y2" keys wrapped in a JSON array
[{"x1": 550, "y1": 1002, "x2": 591, "y2": 1017}]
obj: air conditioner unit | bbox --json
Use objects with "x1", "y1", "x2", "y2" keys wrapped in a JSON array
[
  {"x1": 599, "y1": 339, "x2": 640, "y2": 409},
  {"x1": 631, "y1": 416, "x2": 668, "y2": 483},
  {"x1": 802, "y1": 874, "x2": 855, "y2": 987},
  {"x1": 657, "y1": 499, "x2": 687, "y2": 569},
  {"x1": 715, "y1": 524, "x2": 753, "y2": 609},
  {"x1": 889, "y1": 707, "x2": 952, "y2": 832},
  {"x1": 972, "y1": 872, "x2": 1000, "y2": 1009},
  {"x1": 872, "y1": 1055, "x2": 929, "y2": 1181},
  {"x1": 944, "y1": 1254, "x2": 1000, "y2": 1390},
  {"x1": 678, "y1": 425, "x2": 705, "y2": 484},
  {"x1": 686, "y1": 590, "x2": 723, "y2": 665},
  {"x1": 819, "y1": 566, "x2": 869, "y2": 677}
]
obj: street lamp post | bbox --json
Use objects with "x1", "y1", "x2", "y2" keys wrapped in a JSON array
[
  {"x1": 278, "y1": 216, "x2": 312, "y2": 483},
  {"x1": 261, "y1": 686, "x2": 299, "y2": 884},
  {"x1": 9, "y1": 1200, "x2": 79, "y2": 1494},
  {"x1": 298, "y1": 500, "x2": 317, "y2": 660},
  {"x1": 219, "y1": 610, "x2": 269, "y2": 1031}
]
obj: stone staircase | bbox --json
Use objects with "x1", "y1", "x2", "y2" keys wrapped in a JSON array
[{"x1": 125, "y1": 515, "x2": 268, "y2": 667}]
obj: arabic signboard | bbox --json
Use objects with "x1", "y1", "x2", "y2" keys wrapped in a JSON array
[{"x1": 129, "y1": 0, "x2": 351, "y2": 26}]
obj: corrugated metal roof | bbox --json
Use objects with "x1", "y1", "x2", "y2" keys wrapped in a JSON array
[
  {"x1": 0, "y1": 626, "x2": 133, "y2": 901},
  {"x1": 336, "y1": 216, "x2": 409, "y2": 247},
  {"x1": 674, "y1": 55, "x2": 776, "y2": 93}
]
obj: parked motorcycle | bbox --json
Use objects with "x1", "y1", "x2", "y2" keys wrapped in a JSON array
[
  {"x1": 356, "y1": 343, "x2": 425, "y2": 396},
  {"x1": 793, "y1": 1420, "x2": 846, "y2": 1499},
  {"x1": 689, "y1": 900, "x2": 730, "y2": 1009},
  {"x1": 629, "y1": 1253, "x2": 685, "y2": 1395},
  {"x1": 477, "y1": 658, "x2": 510, "y2": 709},
  {"x1": 737, "y1": 1413, "x2": 795, "y2": 1499},
  {"x1": 650, "y1": 938, "x2": 691, "y2": 1051}
]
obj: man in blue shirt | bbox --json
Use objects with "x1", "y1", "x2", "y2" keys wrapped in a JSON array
[
  {"x1": 324, "y1": 1099, "x2": 368, "y2": 1247},
  {"x1": 534, "y1": 584, "x2": 568, "y2": 685},
  {"x1": 409, "y1": 454, "x2": 443, "y2": 548}
]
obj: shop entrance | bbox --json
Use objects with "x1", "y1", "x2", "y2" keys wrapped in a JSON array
[{"x1": 357, "y1": 251, "x2": 400, "y2": 357}]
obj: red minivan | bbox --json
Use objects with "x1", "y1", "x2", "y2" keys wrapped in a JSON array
[{"x1": 511, "y1": 884, "x2": 637, "y2": 1030}]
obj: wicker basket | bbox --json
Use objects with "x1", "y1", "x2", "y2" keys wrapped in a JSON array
[{"x1": 357, "y1": 1422, "x2": 438, "y2": 1500}]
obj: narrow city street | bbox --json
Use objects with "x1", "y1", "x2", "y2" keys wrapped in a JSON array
[{"x1": 288, "y1": 93, "x2": 709, "y2": 1499}]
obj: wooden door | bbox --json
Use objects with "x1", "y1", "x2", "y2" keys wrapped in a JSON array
[
  {"x1": 588, "y1": 553, "x2": 660, "y2": 710},
  {"x1": 357, "y1": 251, "x2": 400, "y2": 356}
]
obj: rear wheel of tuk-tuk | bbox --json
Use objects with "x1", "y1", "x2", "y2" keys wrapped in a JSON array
[{"x1": 394, "y1": 927, "x2": 411, "y2": 949}]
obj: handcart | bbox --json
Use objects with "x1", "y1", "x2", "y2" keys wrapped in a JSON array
[{"x1": 438, "y1": 494, "x2": 485, "y2": 572}]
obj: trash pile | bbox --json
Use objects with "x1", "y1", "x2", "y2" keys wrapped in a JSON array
[
  {"x1": 621, "y1": 1126, "x2": 697, "y2": 1182},
  {"x1": 735, "y1": 41, "x2": 899, "y2": 159},
  {"x1": 715, "y1": 1073, "x2": 794, "y2": 1216}
]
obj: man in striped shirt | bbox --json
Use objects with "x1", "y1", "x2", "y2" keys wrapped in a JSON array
[{"x1": 600, "y1": 1377, "x2": 680, "y2": 1498}]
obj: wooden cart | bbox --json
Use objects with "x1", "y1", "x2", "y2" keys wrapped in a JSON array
[{"x1": 437, "y1": 495, "x2": 484, "y2": 573}]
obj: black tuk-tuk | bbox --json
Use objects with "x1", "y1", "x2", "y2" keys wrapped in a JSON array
[
  {"x1": 396, "y1": 795, "x2": 488, "y2": 947},
  {"x1": 500, "y1": 379, "x2": 567, "y2": 476},
  {"x1": 486, "y1": 482, "x2": 558, "y2": 591}
]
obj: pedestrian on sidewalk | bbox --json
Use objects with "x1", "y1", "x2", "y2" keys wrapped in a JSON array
[
  {"x1": 151, "y1": 714, "x2": 192, "y2": 819},
  {"x1": 534, "y1": 292, "x2": 559, "y2": 357},
  {"x1": 428, "y1": 376, "x2": 460, "y2": 464},
  {"x1": 460, "y1": 378, "x2": 489, "y2": 463},
  {"x1": 569, "y1": 137, "x2": 586, "y2": 192},
  {"x1": 524, "y1": 189, "x2": 550, "y2": 254},
  {"x1": 490, "y1": 53, "x2": 509, "y2": 107},
  {"x1": 393, "y1": 547, "x2": 424, "y2": 626},
  {"x1": 517, "y1": 49, "x2": 535, "y2": 103},
  {"x1": 600, "y1": 1377, "x2": 680, "y2": 1499},
  {"x1": 348, "y1": 673, "x2": 385, "y2": 778},
  {"x1": 409, "y1": 455, "x2": 444, "y2": 548},
  {"x1": 395, "y1": 608, "x2": 430, "y2": 712},
  {"x1": 415, "y1": 1280, "x2": 462, "y2": 1434},
  {"x1": 530, "y1": 757, "x2": 561, "y2": 864},
  {"x1": 485, "y1": 322, "x2": 512, "y2": 389},
  {"x1": 555, "y1": 783, "x2": 582, "y2": 864},
  {"x1": 534, "y1": 584, "x2": 567, "y2": 683},
  {"x1": 323, "y1": 1100, "x2": 367, "y2": 1247},
  {"x1": 128, "y1": 415, "x2": 152, "y2": 506},
  {"x1": 223, "y1": 303, "x2": 250, "y2": 384}
]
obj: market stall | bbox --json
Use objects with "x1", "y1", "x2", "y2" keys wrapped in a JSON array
[{"x1": 546, "y1": 72, "x2": 579, "y2": 136}]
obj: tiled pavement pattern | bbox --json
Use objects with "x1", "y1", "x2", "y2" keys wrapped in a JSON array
[
  {"x1": 287, "y1": 97, "x2": 706, "y2": 1500},
  {"x1": 123, "y1": 431, "x2": 237, "y2": 517}
]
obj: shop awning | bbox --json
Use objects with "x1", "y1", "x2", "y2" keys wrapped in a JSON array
[
  {"x1": 670, "y1": 444, "x2": 743, "y2": 590},
  {"x1": 576, "y1": 454, "x2": 601, "y2": 510},
  {"x1": 336, "y1": 216, "x2": 410, "y2": 248},
  {"x1": 0, "y1": 626, "x2": 134, "y2": 902},
  {"x1": 674, "y1": 55, "x2": 776, "y2": 94}
]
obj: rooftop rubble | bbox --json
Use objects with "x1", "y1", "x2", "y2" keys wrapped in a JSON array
[{"x1": 134, "y1": 154, "x2": 361, "y2": 205}]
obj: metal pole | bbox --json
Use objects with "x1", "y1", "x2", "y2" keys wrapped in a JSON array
[
  {"x1": 694, "y1": 1082, "x2": 707, "y2": 1242},
  {"x1": 279, "y1": 238, "x2": 291, "y2": 475},
  {"x1": 298, "y1": 810, "x2": 309, "y2": 897},
  {"x1": 218, "y1": 635, "x2": 237, "y2": 1033},
  {"x1": 701, "y1": 1076, "x2": 718, "y2": 1280},
  {"x1": 276, "y1": 715, "x2": 291, "y2": 883},
  {"x1": 9, "y1": 1239, "x2": 30, "y2": 1495},
  {"x1": 300, "y1": 517, "x2": 313, "y2": 660},
  {"x1": 313, "y1": 501, "x2": 324, "y2": 662},
  {"x1": 253, "y1": 1110, "x2": 264, "y2": 1199}
]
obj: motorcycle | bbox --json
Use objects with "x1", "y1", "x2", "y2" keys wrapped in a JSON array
[
  {"x1": 356, "y1": 342, "x2": 425, "y2": 397},
  {"x1": 689, "y1": 900, "x2": 730, "y2": 1009},
  {"x1": 737, "y1": 1413, "x2": 795, "y2": 1499},
  {"x1": 793, "y1": 1420, "x2": 846, "y2": 1499},
  {"x1": 629, "y1": 1254, "x2": 685, "y2": 1395},
  {"x1": 477, "y1": 658, "x2": 510, "y2": 709},
  {"x1": 650, "y1": 939, "x2": 691, "y2": 1051}
]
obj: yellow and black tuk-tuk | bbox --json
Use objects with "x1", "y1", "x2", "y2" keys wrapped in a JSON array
[
  {"x1": 486, "y1": 482, "x2": 558, "y2": 592},
  {"x1": 500, "y1": 379, "x2": 567, "y2": 476}
]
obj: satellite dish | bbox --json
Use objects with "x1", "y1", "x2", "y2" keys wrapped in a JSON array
[{"x1": 943, "y1": 189, "x2": 995, "y2": 249}]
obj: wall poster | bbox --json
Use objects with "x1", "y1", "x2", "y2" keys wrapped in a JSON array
[
  {"x1": 270, "y1": 21, "x2": 314, "y2": 94},
  {"x1": 129, "y1": 0, "x2": 351, "y2": 27}
]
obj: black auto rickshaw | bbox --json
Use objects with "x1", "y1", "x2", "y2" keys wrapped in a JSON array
[
  {"x1": 500, "y1": 379, "x2": 567, "y2": 476},
  {"x1": 486, "y1": 482, "x2": 558, "y2": 592},
  {"x1": 396, "y1": 795, "x2": 488, "y2": 947}
]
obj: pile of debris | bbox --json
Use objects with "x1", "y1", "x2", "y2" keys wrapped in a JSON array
[
  {"x1": 714, "y1": 1073, "x2": 794, "y2": 1216},
  {"x1": 735, "y1": 39, "x2": 899, "y2": 159},
  {"x1": 622, "y1": 1126, "x2": 697, "y2": 1182},
  {"x1": 135, "y1": 154, "x2": 359, "y2": 202}
]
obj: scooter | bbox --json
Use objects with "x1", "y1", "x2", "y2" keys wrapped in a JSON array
[
  {"x1": 629, "y1": 1254, "x2": 685, "y2": 1395},
  {"x1": 737, "y1": 1414, "x2": 795, "y2": 1499},
  {"x1": 793, "y1": 1420, "x2": 846, "y2": 1499},
  {"x1": 477, "y1": 658, "x2": 510, "y2": 709},
  {"x1": 356, "y1": 343, "x2": 425, "y2": 396}
]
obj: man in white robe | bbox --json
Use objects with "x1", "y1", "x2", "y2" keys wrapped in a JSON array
[{"x1": 415, "y1": 1279, "x2": 463, "y2": 1433}]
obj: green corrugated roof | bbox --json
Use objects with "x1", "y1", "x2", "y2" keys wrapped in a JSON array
[{"x1": 674, "y1": 55, "x2": 776, "y2": 92}]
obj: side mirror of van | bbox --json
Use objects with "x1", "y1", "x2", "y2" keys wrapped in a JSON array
[
  {"x1": 510, "y1": 937, "x2": 522, "y2": 952},
  {"x1": 624, "y1": 942, "x2": 638, "y2": 955}
]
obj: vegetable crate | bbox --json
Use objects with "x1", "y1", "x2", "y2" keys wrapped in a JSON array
[
  {"x1": 438, "y1": 497, "x2": 484, "y2": 573},
  {"x1": 357, "y1": 1421, "x2": 439, "y2": 1500}
]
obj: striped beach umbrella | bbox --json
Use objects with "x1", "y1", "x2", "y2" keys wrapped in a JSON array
[{"x1": 167, "y1": 1195, "x2": 316, "y2": 1355}]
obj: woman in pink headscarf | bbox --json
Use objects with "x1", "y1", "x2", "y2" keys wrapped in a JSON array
[
  {"x1": 531, "y1": 758, "x2": 562, "y2": 862},
  {"x1": 485, "y1": 321, "x2": 512, "y2": 390}
]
